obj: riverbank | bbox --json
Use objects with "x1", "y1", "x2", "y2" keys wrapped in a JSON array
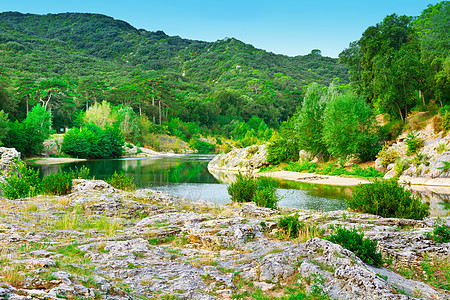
[
  {"x1": 257, "y1": 170, "x2": 371, "y2": 186},
  {"x1": 0, "y1": 179, "x2": 448, "y2": 299}
]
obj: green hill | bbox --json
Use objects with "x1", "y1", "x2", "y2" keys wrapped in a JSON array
[{"x1": 0, "y1": 12, "x2": 348, "y2": 129}]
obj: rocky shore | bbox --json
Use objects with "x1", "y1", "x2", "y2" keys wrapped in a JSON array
[{"x1": 0, "y1": 180, "x2": 449, "y2": 299}]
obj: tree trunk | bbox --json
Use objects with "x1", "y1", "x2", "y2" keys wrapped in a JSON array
[
  {"x1": 152, "y1": 96, "x2": 155, "y2": 123},
  {"x1": 159, "y1": 100, "x2": 162, "y2": 125}
]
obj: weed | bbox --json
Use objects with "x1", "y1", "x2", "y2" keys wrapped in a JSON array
[
  {"x1": 106, "y1": 172, "x2": 135, "y2": 191},
  {"x1": 326, "y1": 226, "x2": 383, "y2": 267},
  {"x1": 404, "y1": 131, "x2": 424, "y2": 155},
  {"x1": 425, "y1": 218, "x2": 450, "y2": 244}
]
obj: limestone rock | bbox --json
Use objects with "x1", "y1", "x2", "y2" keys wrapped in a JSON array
[
  {"x1": 208, "y1": 144, "x2": 269, "y2": 173},
  {"x1": 0, "y1": 147, "x2": 20, "y2": 170}
]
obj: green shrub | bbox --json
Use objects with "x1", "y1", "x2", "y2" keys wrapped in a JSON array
[
  {"x1": 62, "y1": 123, "x2": 124, "y2": 159},
  {"x1": 106, "y1": 172, "x2": 135, "y2": 191},
  {"x1": 0, "y1": 160, "x2": 41, "y2": 199},
  {"x1": 322, "y1": 91, "x2": 380, "y2": 161},
  {"x1": 227, "y1": 174, "x2": 279, "y2": 209},
  {"x1": 189, "y1": 138, "x2": 215, "y2": 153},
  {"x1": 227, "y1": 173, "x2": 257, "y2": 203},
  {"x1": 69, "y1": 165, "x2": 91, "y2": 179},
  {"x1": 393, "y1": 159, "x2": 409, "y2": 177},
  {"x1": 253, "y1": 177, "x2": 278, "y2": 209},
  {"x1": 326, "y1": 226, "x2": 383, "y2": 267},
  {"x1": 278, "y1": 213, "x2": 301, "y2": 238},
  {"x1": 404, "y1": 131, "x2": 424, "y2": 155},
  {"x1": 284, "y1": 161, "x2": 317, "y2": 173},
  {"x1": 348, "y1": 179, "x2": 430, "y2": 220},
  {"x1": 267, "y1": 133, "x2": 299, "y2": 165},
  {"x1": 41, "y1": 172, "x2": 73, "y2": 195},
  {"x1": 376, "y1": 144, "x2": 399, "y2": 168},
  {"x1": 425, "y1": 218, "x2": 450, "y2": 244},
  {"x1": 437, "y1": 161, "x2": 450, "y2": 173}
]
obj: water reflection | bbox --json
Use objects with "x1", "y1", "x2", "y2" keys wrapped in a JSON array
[
  {"x1": 33, "y1": 155, "x2": 218, "y2": 188},
  {"x1": 30, "y1": 155, "x2": 450, "y2": 216},
  {"x1": 408, "y1": 185, "x2": 450, "y2": 217}
]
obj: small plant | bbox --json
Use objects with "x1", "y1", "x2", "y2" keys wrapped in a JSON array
[
  {"x1": 404, "y1": 131, "x2": 424, "y2": 155},
  {"x1": 393, "y1": 159, "x2": 409, "y2": 177},
  {"x1": 253, "y1": 177, "x2": 278, "y2": 209},
  {"x1": 0, "y1": 159, "x2": 41, "y2": 199},
  {"x1": 347, "y1": 179, "x2": 430, "y2": 220},
  {"x1": 437, "y1": 142, "x2": 450, "y2": 154},
  {"x1": 106, "y1": 171, "x2": 135, "y2": 191},
  {"x1": 69, "y1": 165, "x2": 91, "y2": 179},
  {"x1": 376, "y1": 144, "x2": 399, "y2": 168},
  {"x1": 227, "y1": 173, "x2": 257, "y2": 203},
  {"x1": 437, "y1": 161, "x2": 450, "y2": 173},
  {"x1": 425, "y1": 218, "x2": 450, "y2": 244},
  {"x1": 326, "y1": 226, "x2": 383, "y2": 267},
  {"x1": 277, "y1": 213, "x2": 325, "y2": 242},
  {"x1": 41, "y1": 172, "x2": 73, "y2": 195},
  {"x1": 278, "y1": 213, "x2": 301, "y2": 238}
]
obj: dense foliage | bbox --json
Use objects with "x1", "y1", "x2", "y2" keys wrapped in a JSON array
[
  {"x1": 0, "y1": 160, "x2": 41, "y2": 199},
  {"x1": 227, "y1": 174, "x2": 279, "y2": 209},
  {"x1": 348, "y1": 179, "x2": 430, "y2": 220},
  {"x1": 326, "y1": 226, "x2": 384, "y2": 267},
  {"x1": 61, "y1": 124, "x2": 124, "y2": 158},
  {"x1": 340, "y1": 1, "x2": 449, "y2": 120},
  {"x1": 0, "y1": 12, "x2": 348, "y2": 138}
]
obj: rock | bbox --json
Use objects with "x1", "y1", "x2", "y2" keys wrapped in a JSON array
[
  {"x1": 0, "y1": 147, "x2": 20, "y2": 170},
  {"x1": 71, "y1": 179, "x2": 118, "y2": 194},
  {"x1": 311, "y1": 152, "x2": 325, "y2": 164},
  {"x1": 43, "y1": 137, "x2": 63, "y2": 157},
  {"x1": 208, "y1": 144, "x2": 269, "y2": 173},
  {"x1": 298, "y1": 150, "x2": 313, "y2": 162},
  {"x1": 238, "y1": 202, "x2": 279, "y2": 218},
  {"x1": 253, "y1": 281, "x2": 276, "y2": 291}
]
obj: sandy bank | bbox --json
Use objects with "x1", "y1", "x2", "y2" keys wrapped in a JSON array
[
  {"x1": 27, "y1": 157, "x2": 87, "y2": 165},
  {"x1": 257, "y1": 170, "x2": 370, "y2": 186}
]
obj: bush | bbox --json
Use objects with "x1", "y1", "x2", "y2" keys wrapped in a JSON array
[
  {"x1": 227, "y1": 173, "x2": 257, "y2": 203},
  {"x1": 0, "y1": 160, "x2": 41, "y2": 199},
  {"x1": 376, "y1": 144, "x2": 399, "y2": 168},
  {"x1": 348, "y1": 179, "x2": 430, "y2": 220},
  {"x1": 62, "y1": 123, "x2": 124, "y2": 158},
  {"x1": 253, "y1": 177, "x2": 278, "y2": 209},
  {"x1": 189, "y1": 138, "x2": 215, "y2": 153},
  {"x1": 106, "y1": 172, "x2": 135, "y2": 191},
  {"x1": 267, "y1": 133, "x2": 299, "y2": 165},
  {"x1": 278, "y1": 213, "x2": 301, "y2": 238},
  {"x1": 227, "y1": 174, "x2": 279, "y2": 209},
  {"x1": 404, "y1": 131, "x2": 424, "y2": 155},
  {"x1": 41, "y1": 172, "x2": 73, "y2": 195},
  {"x1": 326, "y1": 226, "x2": 383, "y2": 267},
  {"x1": 443, "y1": 111, "x2": 450, "y2": 133},
  {"x1": 425, "y1": 218, "x2": 450, "y2": 244}
]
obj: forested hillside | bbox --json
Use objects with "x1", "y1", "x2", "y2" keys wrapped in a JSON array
[{"x1": 0, "y1": 12, "x2": 348, "y2": 131}]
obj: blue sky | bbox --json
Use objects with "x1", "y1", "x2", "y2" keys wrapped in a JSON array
[{"x1": 1, "y1": 0, "x2": 440, "y2": 58}]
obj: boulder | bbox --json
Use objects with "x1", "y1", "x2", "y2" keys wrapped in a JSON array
[
  {"x1": 208, "y1": 144, "x2": 269, "y2": 173},
  {"x1": 0, "y1": 147, "x2": 20, "y2": 170}
]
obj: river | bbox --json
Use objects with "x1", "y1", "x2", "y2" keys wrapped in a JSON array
[
  {"x1": 32, "y1": 154, "x2": 450, "y2": 216},
  {"x1": 33, "y1": 154, "x2": 349, "y2": 212}
]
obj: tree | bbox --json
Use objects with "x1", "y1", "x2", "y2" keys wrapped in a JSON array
[
  {"x1": 77, "y1": 78, "x2": 107, "y2": 111},
  {"x1": 16, "y1": 78, "x2": 37, "y2": 115},
  {"x1": 295, "y1": 83, "x2": 332, "y2": 156},
  {"x1": 3, "y1": 105, "x2": 52, "y2": 157},
  {"x1": 84, "y1": 100, "x2": 117, "y2": 129},
  {"x1": 322, "y1": 92, "x2": 380, "y2": 161}
]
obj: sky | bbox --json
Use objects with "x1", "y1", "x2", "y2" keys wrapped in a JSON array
[{"x1": 0, "y1": 0, "x2": 441, "y2": 58}]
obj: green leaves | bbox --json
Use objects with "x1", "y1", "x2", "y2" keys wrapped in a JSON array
[{"x1": 348, "y1": 179, "x2": 430, "y2": 220}]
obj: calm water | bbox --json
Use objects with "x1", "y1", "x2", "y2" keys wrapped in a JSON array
[{"x1": 32, "y1": 155, "x2": 349, "y2": 212}]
